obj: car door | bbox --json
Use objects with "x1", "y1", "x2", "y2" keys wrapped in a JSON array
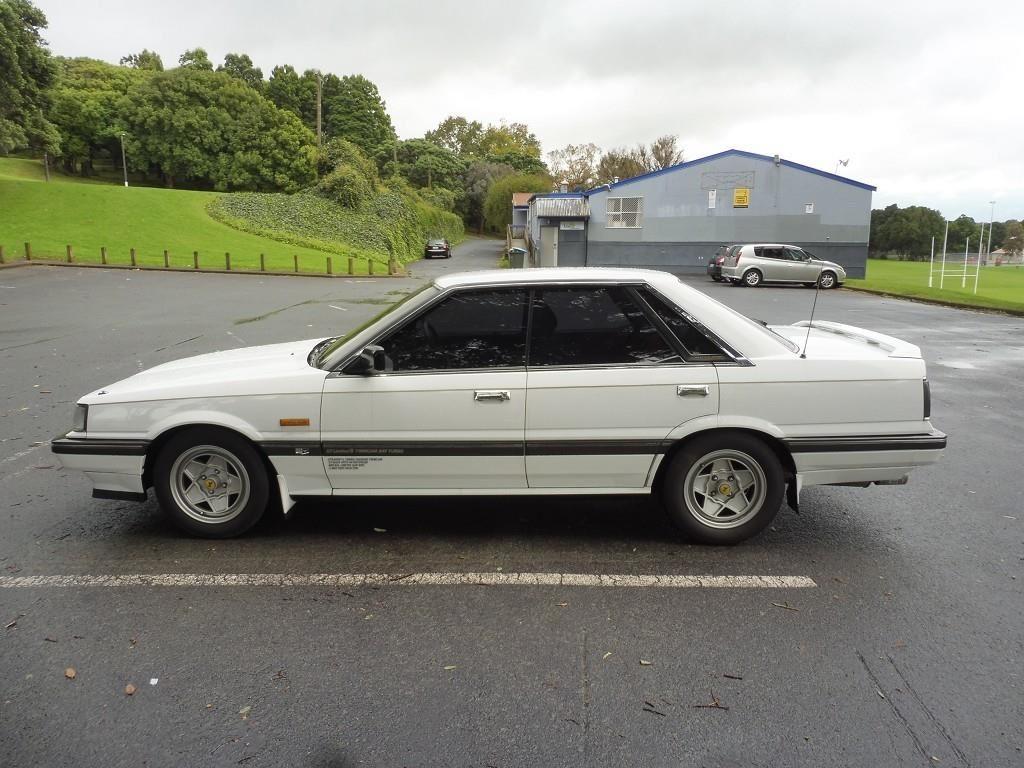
[
  {"x1": 524, "y1": 284, "x2": 721, "y2": 489},
  {"x1": 785, "y1": 247, "x2": 819, "y2": 282},
  {"x1": 756, "y1": 246, "x2": 787, "y2": 281},
  {"x1": 320, "y1": 287, "x2": 529, "y2": 490}
]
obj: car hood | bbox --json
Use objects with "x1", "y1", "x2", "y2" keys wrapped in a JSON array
[
  {"x1": 813, "y1": 260, "x2": 845, "y2": 274},
  {"x1": 81, "y1": 338, "x2": 329, "y2": 404}
]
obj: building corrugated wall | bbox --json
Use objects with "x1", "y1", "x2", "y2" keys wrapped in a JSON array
[{"x1": 584, "y1": 150, "x2": 874, "y2": 277}]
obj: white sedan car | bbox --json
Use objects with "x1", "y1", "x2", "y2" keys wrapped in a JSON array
[{"x1": 53, "y1": 268, "x2": 945, "y2": 544}]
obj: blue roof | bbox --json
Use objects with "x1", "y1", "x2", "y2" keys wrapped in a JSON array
[{"x1": 584, "y1": 148, "x2": 877, "y2": 194}]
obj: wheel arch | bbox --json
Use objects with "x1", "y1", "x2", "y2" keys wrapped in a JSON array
[
  {"x1": 653, "y1": 427, "x2": 796, "y2": 493},
  {"x1": 142, "y1": 422, "x2": 275, "y2": 490}
]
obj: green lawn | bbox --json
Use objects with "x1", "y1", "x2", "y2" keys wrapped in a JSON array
[
  {"x1": 0, "y1": 157, "x2": 375, "y2": 274},
  {"x1": 847, "y1": 258, "x2": 1024, "y2": 314}
]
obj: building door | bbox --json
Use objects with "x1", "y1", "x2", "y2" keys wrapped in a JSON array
[
  {"x1": 557, "y1": 224, "x2": 587, "y2": 266},
  {"x1": 539, "y1": 226, "x2": 558, "y2": 267}
]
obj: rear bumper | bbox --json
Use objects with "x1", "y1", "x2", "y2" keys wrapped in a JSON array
[
  {"x1": 52, "y1": 436, "x2": 149, "y2": 497},
  {"x1": 786, "y1": 428, "x2": 946, "y2": 487}
]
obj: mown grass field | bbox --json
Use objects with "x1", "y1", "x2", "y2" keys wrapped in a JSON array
[
  {"x1": 0, "y1": 157, "x2": 377, "y2": 274},
  {"x1": 847, "y1": 258, "x2": 1024, "y2": 314}
]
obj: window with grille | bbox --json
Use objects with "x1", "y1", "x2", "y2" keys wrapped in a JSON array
[{"x1": 606, "y1": 197, "x2": 643, "y2": 228}]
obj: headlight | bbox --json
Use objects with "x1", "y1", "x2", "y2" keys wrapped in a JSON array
[{"x1": 72, "y1": 404, "x2": 88, "y2": 432}]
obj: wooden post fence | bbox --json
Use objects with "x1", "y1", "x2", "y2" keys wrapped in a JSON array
[
  {"x1": 25, "y1": 242, "x2": 31, "y2": 261},
  {"x1": 389, "y1": 257, "x2": 397, "y2": 275},
  {"x1": 259, "y1": 253, "x2": 265, "y2": 272},
  {"x1": 225, "y1": 252, "x2": 231, "y2": 271},
  {"x1": 348, "y1": 257, "x2": 354, "y2": 276},
  {"x1": 368, "y1": 260, "x2": 375, "y2": 276},
  {"x1": 65, "y1": 245, "x2": 73, "y2": 263},
  {"x1": 327, "y1": 256, "x2": 333, "y2": 275},
  {"x1": 163, "y1": 249, "x2": 170, "y2": 268},
  {"x1": 193, "y1": 251, "x2": 199, "y2": 269},
  {"x1": 130, "y1": 248, "x2": 136, "y2": 267},
  {"x1": 101, "y1": 247, "x2": 107, "y2": 265},
  {"x1": 0, "y1": 245, "x2": 5, "y2": 264},
  {"x1": 293, "y1": 255, "x2": 299, "y2": 273}
]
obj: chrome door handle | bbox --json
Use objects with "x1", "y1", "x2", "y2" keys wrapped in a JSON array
[
  {"x1": 474, "y1": 390, "x2": 511, "y2": 402},
  {"x1": 677, "y1": 385, "x2": 709, "y2": 397}
]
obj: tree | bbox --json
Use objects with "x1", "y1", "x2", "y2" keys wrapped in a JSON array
[
  {"x1": 0, "y1": 0, "x2": 59, "y2": 154},
  {"x1": 547, "y1": 143, "x2": 600, "y2": 189},
  {"x1": 479, "y1": 121, "x2": 541, "y2": 158},
  {"x1": 120, "y1": 68, "x2": 316, "y2": 191},
  {"x1": 647, "y1": 134, "x2": 684, "y2": 169},
  {"x1": 459, "y1": 160, "x2": 514, "y2": 232},
  {"x1": 320, "y1": 73, "x2": 395, "y2": 156},
  {"x1": 483, "y1": 172, "x2": 551, "y2": 233},
  {"x1": 1001, "y1": 221, "x2": 1022, "y2": 255},
  {"x1": 178, "y1": 47, "x2": 212, "y2": 70},
  {"x1": 119, "y1": 49, "x2": 163, "y2": 71},
  {"x1": 869, "y1": 204, "x2": 945, "y2": 258},
  {"x1": 49, "y1": 56, "x2": 148, "y2": 174},
  {"x1": 218, "y1": 52, "x2": 263, "y2": 91},
  {"x1": 266, "y1": 64, "x2": 315, "y2": 124},
  {"x1": 946, "y1": 214, "x2": 981, "y2": 254},
  {"x1": 425, "y1": 115, "x2": 484, "y2": 156},
  {"x1": 594, "y1": 147, "x2": 647, "y2": 185},
  {"x1": 487, "y1": 150, "x2": 546, "y2": 175},
  {"x1": 385, "y1": 138, "x2": 465, "y2": 190}
]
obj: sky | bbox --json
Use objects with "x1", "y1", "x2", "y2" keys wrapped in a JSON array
[{"x1": 36, "y1": 0, "x2": 1022, "y2": 221}]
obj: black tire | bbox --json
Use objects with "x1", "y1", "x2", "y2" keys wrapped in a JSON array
[
  {"x1": 661, "y1": 431, "x2": 785, "y2": 545},
  {"x1": 153, "y1": 427, "x2": 270, "y2": 538},
  {"x1": 818, "y1": 271, "x2": 837, "y2": 289},
  {"x1": 742, "y1": 269, "x2": 762, "y2": 287}
]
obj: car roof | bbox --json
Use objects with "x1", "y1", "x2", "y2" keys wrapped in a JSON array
[
  {"x1": 741, "y1": 243, "x2": 802, "y2": 248},
  {"x1": 433, "y1": 267, "x2": 682, "y2": 291}
]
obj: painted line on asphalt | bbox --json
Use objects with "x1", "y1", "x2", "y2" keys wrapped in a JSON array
[{"x1": 0, "y1": 573, "x2": 816, "y2": 589}]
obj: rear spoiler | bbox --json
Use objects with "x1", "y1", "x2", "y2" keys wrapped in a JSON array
[{"x1": 790, "y1": 321, "x2": 922, "y2": 358}]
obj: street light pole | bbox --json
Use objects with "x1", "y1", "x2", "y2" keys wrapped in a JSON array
[{"x1": 120, "y1": 132, "x2": 128, "y2": 188}]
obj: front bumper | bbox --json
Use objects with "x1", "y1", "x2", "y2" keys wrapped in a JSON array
[{"x1": 52, "y1": 436, "x2": 150, "y2": 499}]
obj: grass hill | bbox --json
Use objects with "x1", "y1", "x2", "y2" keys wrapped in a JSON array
[{"x1": 0, "y1": 157, "x2": 462, "y2": 274}]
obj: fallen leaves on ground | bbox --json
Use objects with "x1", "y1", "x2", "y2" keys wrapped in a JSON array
[
  {"x1": 64, "y1": 667, "x2": 76, "y2": 680},
  {"x1": 124, "y1": 683, "x2": 136, "y2": 696},
  {"x1": 639, "y1": 659, "x2": 653, "y2": 666}
]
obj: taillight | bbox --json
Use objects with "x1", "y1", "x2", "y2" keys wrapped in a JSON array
[{"x1": 923, "y1": 378, "x2": 931, "y2": 419}]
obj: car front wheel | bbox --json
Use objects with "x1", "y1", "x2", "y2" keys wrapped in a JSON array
[
  {"x1": 661, "y1": 432, "x2": 784, "y2": 544},
  {"x1": 153, "y1": 427, "x2": 270, "y2": 538},
  {"x1": 818, "y1": 271, "x2": 837, "y2": 289}
]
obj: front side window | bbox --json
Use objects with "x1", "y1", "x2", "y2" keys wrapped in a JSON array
[
  {"x1": 606, "y1": 197, "x2": 643, "y2": 228},
  {"x1": 380, "y1": 289, "x2": 528, "y2": 372},
  {"x1": 755, "y1": 246, "x2": 784, "y2": 260},
  {"x1": 785, "y1": 247, "x2": 809, "y2": 261},
  {"x1": 528, "y1": 286, "x2": 678, "y2": 367}
]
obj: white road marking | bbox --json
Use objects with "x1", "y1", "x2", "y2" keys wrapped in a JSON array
[
  {"x1": 0, "y1": 442, "x2": 48, "y2": 466},
  {"x1": 0, "y1": 573, "x2": 816, "y2": 589},
  {"x1": 328, "y1": 304, "x2": 348, "y2": 311}
]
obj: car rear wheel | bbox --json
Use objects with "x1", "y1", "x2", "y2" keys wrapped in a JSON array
[
  {"x1": 661, "y1": 432, "x2": 784, "y2": 544},
  {"x1": 154, "y1": 427, "x2": 269, "y2": 538},
  {"x1": 742, "y1": 269, "x2": 763, "y2": 287},
  {"x1": 818, "y1": 271, "x2": 837, "y2": 289}
]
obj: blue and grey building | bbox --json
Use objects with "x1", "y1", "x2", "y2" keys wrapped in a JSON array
[{"x1": 525, "y1": 148, "x2": 875, "y2": 277}]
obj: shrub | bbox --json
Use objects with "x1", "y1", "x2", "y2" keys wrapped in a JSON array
[
  {"x1": 319, "y1": 137, "x2": 378, "y2": 187},
  {"x1": 317, "y1": 165, "x2": 372, "y2": 210},
  {"x1": 418, "y1": 186, "x2": 457, "y2": 212}
]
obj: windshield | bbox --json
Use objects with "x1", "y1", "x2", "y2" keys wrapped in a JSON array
[{"x1": 315, "y1": 283, "x2": 439, "y2": 369}]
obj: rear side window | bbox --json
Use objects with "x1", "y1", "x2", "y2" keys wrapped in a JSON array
[
  {"x1": 528, "y1": 286, "x2": 679, "y2": 367},
  {"x1": 638, "y1": 290, "x2": 729, "y2": 362}
]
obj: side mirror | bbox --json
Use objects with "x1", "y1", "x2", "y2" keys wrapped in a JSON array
[{"x1": 345, "y1": 345, "x2": 387, "y2": 375}]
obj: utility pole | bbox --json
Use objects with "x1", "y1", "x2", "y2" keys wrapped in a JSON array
[
  {"x1": 316, "y1": 73, "x2": 323, "y2": 148},
  {"x1": 119, "y1": 132, "x2": 128, "y2": 187},
  {"x1": 43, "y1": 152, "x2": 50, "y2": 182}
]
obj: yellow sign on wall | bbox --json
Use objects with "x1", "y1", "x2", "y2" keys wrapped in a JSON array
[{"x1": 733, "y1": 188, "x2": 750, "y2": 208}]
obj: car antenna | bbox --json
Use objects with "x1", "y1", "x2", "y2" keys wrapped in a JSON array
[{"x1": 800, "y1": 263, "x2": 824, "y2": 359}]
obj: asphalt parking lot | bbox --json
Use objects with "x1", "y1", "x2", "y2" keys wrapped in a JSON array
[{"x1": 1, "y1": 238, "x2": 1021, "y2": 767}]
